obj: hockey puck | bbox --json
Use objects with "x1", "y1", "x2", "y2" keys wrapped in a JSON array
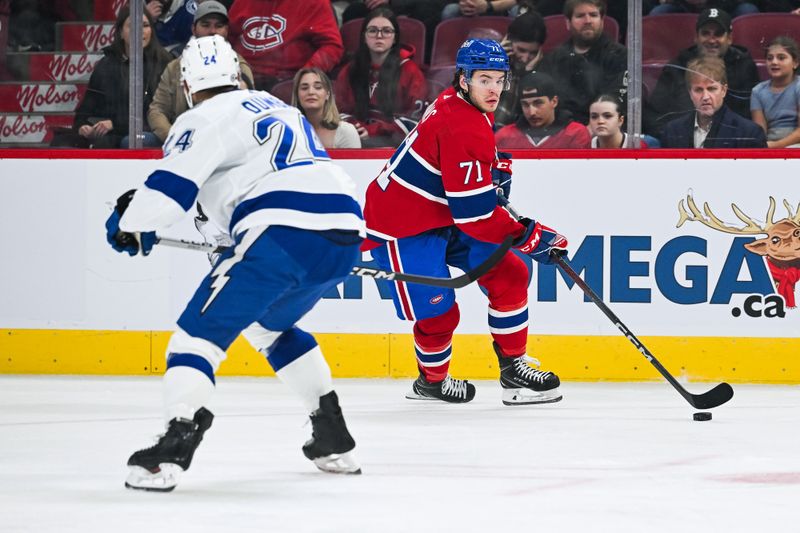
[{"x1": 693, "y1": 412, "x2": 712, "y2": 421}]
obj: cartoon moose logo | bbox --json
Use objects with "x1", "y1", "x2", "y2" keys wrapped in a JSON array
[{"x1": 677, "y1": 194, "x2": 800, "y2": 308}]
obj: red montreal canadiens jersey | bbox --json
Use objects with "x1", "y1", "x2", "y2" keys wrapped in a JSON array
[{"x1": 363, "y1": 87, "x2": 523, "y2": 250}]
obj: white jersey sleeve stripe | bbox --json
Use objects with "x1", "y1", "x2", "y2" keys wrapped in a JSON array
[{"x1": 143, "y1": 170, "x2": 200, "y2": 212}]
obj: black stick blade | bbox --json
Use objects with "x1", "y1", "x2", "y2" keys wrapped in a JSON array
[{"x1": 689, "y1": 382, "x2": 734, "y2": 409}]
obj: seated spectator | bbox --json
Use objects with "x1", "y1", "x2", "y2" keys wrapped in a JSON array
[
  {"x1": 229, "y1": 0, "x2": 344, "y2": 90},
  {"x1": 588, "y1": 94, "x2": 649, "y2": 147},
  {"x1": 644, "y1": 8, "x2": 759, "y2": 138},
  {"x1": 537, "y1": 0, "x2": 627, "y2": 125},
  {"x1": 145, "y1": 0, "x2": 196, "y2": 54},
  {"x1": 148, "y1": 1, "x2": 254, "y2": 143},
  {"x1": 495, "y1": 71, "x2": 591, "y2": 148},
  {"x1": 751, "y1": 36, "x2": 800, "y2": 148},
  {"x1": 441, "y1": 0, "x2": 518, "y2": 19},
  {"x1": 292, "y1": 67, "x2": 361, "y2": 148},
  {"x1": 336, "y1": 7, "x2": 426, "y2": 147},
  {"x1": 495, "y1": 10, "x2": 548, "y2": 127},
  {"x1": 661, "y1": 56, "x2": 767, "y2": 148},
  {"x1": 52, "y1": 6, "x2": 173, "y2": 148},
  {"x1": 648, "y1": 1, "x2": 759, "y2": 18},
  {"x1": 341, "y1": 1, "x2": 448, "y2": 64}
]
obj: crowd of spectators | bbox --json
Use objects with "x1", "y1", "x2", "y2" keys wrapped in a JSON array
[{"x1": 3, "y1": 0, "x2": 800, "y2": 149}]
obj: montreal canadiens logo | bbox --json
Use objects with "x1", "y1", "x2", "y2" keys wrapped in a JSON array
[
  {"x1": 240, "y1": 16, "x2": 287, "y2": 52},
  {"x1": 430, "y1": 295, "x2": 444, "y2": 305}
]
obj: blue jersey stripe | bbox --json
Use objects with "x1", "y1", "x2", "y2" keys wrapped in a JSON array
[
  {"x1": 447, "y1": 188, "x2": 496, "y2": 221},
  {"x1": 392, "y1": 152, "x2": 445, "y2": 200},
  {"x1": 488, "y1": 309, "x2": 529, "y2": 330},
  {"x1": 144, "y1": 170, "x2": 199, "y2": 212},
  {"x1": 414, "y1": 345, "x2": 452, "y2": 365},
  {"x1": 230, "y1": 190, "x2": 363, "y2": 231}
]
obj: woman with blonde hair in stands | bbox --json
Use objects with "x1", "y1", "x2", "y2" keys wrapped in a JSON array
[
  {"x1": 751, "y1": 36, "x2": 800, "y2": 148},
  {"x1": 292, "y1": 67, "x2": 361, "y2": 149}
]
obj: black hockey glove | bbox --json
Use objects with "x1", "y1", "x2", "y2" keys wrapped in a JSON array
[{"x1": 105, "y1": 189, "x2": 156, "y2": 256}]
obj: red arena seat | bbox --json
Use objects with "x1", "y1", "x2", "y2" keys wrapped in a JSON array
[
  {"x1": 430, "y1": 16, "x2": 512, "y2": 66},
  {"x1": 642, "y1": 13, "x2": 699, "y2": 62},
  {"x1": 732, "y1": 13, "x2": 800, "y2": 58}
]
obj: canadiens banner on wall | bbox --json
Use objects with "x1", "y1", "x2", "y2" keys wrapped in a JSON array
[{"x1": 0, "y1": 156, "x2": 798, "y2": 339}]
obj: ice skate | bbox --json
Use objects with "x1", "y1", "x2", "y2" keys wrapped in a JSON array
[
  {"x1": 494, "y1": 343, "x2": 562, "y2": 405},
  {"x1": 302, "y1": 391, "x2": 361, "y2": 475},
  {"x1": 405, "y1": 373, "x2": 476, "y2": 403},
  {"x1": 125, "y1": 407, "x2": 214, "y2": 492}
]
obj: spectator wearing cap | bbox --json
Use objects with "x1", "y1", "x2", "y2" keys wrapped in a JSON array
[
  {"x1": 660, "y1": 56, "x2": 766, "y2": 148},
  {"x1": 644, "y1": 7, "x2": 759, "y2": 138},
  {"x1": 147, "y1": 0, "x2": 254, "y2": 142},
  {"x1": 145, "y1": 0, "x2": 198, "y2": 53},
  {"x1": 648, "y1": 1, "x2": 759, "y2": 19},
  {"x1": 495, "y1": 71, "x2": 591, "y2": 149},
  {"x1": 495, "y1": 11, "x2": 548, "y2": 128},
  {"x1": 536, "y1": 0, "x2": 627, "y2": 125},
  {"x1": 228, "y1": 0, "x2": 344, "y2": 90}
]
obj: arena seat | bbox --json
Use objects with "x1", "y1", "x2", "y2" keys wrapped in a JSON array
[
  {"x1": 642, "y1": 13, "x2": 698, "y2": 62},
  {"x1": 430, "y1": 16, "x2": 512, "y2": 67},
  {"x1": 542, "y1": 14, "x2": 619, "y2": 53},
  {"x1": 340, "y1": 16, "x2": 427, "y2": 66},
  {"x1": 269, "y1": 79, "x2": 294, "y2": 105},
  {"x1": 732, "y1": 13, "x2": 800, "y2": 58}
]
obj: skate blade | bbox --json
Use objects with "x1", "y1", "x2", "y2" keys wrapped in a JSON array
[
  {"x1": 404, "y1": 389, "x2": 439, "y2": 400},
  {"x1": 502, "y1": 387, "x2": 562, "y2": 406},
  {"x1": 312, "y1": 451, "x2": 362, "y2": 475},
  {"x1": 124, "y1": 464, "x2": 182, "y2": 492}
]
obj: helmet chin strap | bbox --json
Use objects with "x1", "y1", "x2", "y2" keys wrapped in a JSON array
[
  {"x1": 183, "y1": 81, "x2": 194, "y2": 109},
  {"x1": 458, "y1": 70, "x2": 476, "y2": 107}
]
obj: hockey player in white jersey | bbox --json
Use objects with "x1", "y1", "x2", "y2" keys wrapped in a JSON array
[{"x1": 104, "y1": 36, "x2": 365, "y2": 491}]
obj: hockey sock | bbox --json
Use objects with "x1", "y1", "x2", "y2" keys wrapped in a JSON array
[
  {"x1": 162, "y1": 366, "x2": 216, "y2": 422},
  {"x1": 488, "y1": 302, "x2": 529, "y2": 357},
  {"x1": 413, "y1": 303, "x2": 460, "y2": 382},
  {"x1": 276, "y1": 346, "x2": 334, "y2": 412}
]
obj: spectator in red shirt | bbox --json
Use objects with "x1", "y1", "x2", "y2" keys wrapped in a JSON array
[
  {"x1": 336, "y1": 6, "x2": 427, "y2": 147},
  {"x1": 228, "y1": 0, "x2": 344, "y2": 90},
  {"x1": 495, "y1": 71, "x2": 591, "y2": 149}
]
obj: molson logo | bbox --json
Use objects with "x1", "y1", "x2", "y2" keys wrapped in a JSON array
[
  {"x1": 240, "y1": 15, "x2": 286, "y2": 52},
  {"x1": 16, "y1": 84, "x2": 81, "y2": 112},
  {"x1": 80, "y1": 24, "x2": 114, "y2": 51},
  {"x1": 0, "y1": 115, "x2": 48, "y2": 143},
  {"x1": 47, "y1": 54, "x2": 98, "y2": 81}
]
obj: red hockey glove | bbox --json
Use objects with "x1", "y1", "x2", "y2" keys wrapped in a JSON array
[{"x1": 513, "y1": 218, "x2": 568, "y2": 265}]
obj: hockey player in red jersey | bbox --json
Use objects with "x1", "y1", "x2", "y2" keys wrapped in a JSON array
[{"x1": 362, "y1": 38, "x2": 568, "y2": 405}]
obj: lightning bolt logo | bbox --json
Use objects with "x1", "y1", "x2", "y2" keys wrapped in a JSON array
[{"x1": 199, "y1": 227, "x2": 265, "y2": 314}]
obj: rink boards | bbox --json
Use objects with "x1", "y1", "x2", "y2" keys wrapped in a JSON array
[{"x1": 1, "y1": 153, "x2": 800, "y2": 382}]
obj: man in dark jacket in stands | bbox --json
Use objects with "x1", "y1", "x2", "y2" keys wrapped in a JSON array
[
  {"x1": 644, "y1": 7, "x2": 759, "y2": 138},
  {"x1": 661, "y1": 56, "x2": 766, "y2": 148},
  {"x1": 537, "y1": 0, "x2": 627, "y2": 125}
]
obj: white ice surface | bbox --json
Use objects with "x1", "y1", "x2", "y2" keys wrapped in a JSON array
[{"x1": 0, "y1": 376, "x2": 797, "y2": 533}]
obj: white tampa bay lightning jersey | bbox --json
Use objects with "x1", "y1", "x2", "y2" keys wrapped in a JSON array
[{"x1": 119, "y1": 89, "x2": 365, "y2": 238}]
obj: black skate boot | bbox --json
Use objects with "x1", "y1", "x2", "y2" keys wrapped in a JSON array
[
  {"x1": 124, "y1": 407, "x2": 214, "y2": 492},
  {"x1": 302, "y1": 391, "x2": 361, "y2": 475},
  {"x1": 405, "y1": 373, "x2": 476, "y2": 403},
  {"x1": 494, "y1": 342, "x2": 562, "y2": 405}
]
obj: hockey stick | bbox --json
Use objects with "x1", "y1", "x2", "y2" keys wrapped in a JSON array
[
  {"x1": 154, "y1": 235, "x2": 513, "y2": 289},
  {"x1": 497, "y1": 193, "x2": 734, "y2": 409}
]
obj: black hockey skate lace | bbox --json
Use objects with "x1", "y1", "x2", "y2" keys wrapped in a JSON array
[
  {"x1": 441, "y1": 375, "x2": 469, "y2": 399},
  {"x1": 513, "y1": 357, "x2": 553, "y2": 384}
]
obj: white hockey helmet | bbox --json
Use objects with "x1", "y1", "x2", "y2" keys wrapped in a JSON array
[{"x1": 180, "y1": 35, "x2": 240, "y2": 108}]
